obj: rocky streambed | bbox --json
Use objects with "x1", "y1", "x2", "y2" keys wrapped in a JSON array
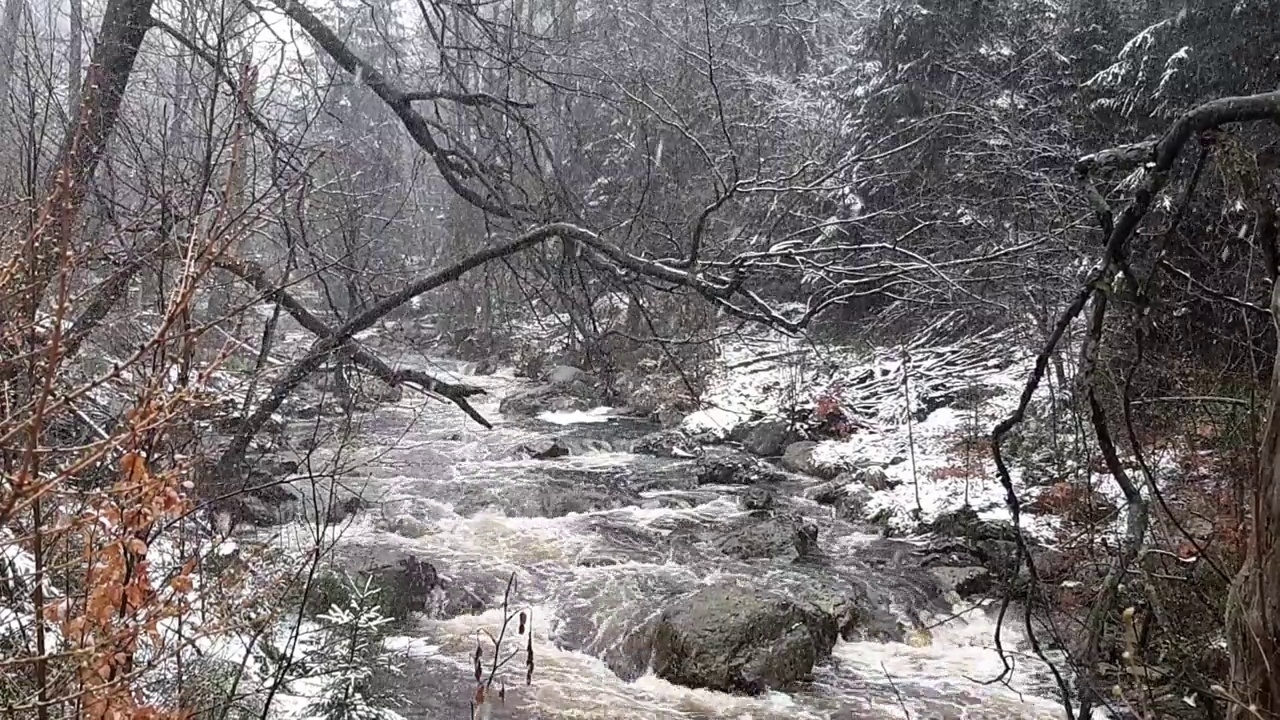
[{"x1": 253, "y1": 357, "x2": 1070, "y2": 719}]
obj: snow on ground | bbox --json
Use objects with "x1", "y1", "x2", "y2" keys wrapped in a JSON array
[{"x1": 683, "y1": 322, "x2": 1130, "y2": 541}]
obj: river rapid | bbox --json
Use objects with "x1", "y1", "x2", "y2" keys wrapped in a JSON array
[{"x1": 273, "y1": 356, "x2": 1068, "y2": 720}]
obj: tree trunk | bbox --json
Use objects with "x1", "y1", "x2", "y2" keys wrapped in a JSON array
[
  {"x1": 16, "y1": 0, "x2": 155, "y2": 317},
  {"x1": 0, "y1": 0, "x2": 26, "y2": 112},
  {"x1": 1226, "y1": 276, "x2": 1280, "y2": 718}
]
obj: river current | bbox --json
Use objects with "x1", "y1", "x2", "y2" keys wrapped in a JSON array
[{"x1": 273, "y1": 356, "x2": 1067, "y2": 720}]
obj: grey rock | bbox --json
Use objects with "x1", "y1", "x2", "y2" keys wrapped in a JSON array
[
  {"x1": 547, "y1": 364, "x2": 588, "y2": 386},
  {"x1": 472, "y1": 358, "x2": 497, "y2": 376},
  {"x1": 804, "y1": 479, "x2": 872, "y2": 520},
  {"x1": 651, "y1": 584, "x2": 838, "y2": 694},
  {"x1": 325, "y1": 495, "x2": 366, "y2": 524},
  {"x1": 520, "y1": 438, "x2": 571, "y2": 460},
  {"x1": 498, "y1": 379, "x2": 604, "y2": 417},
  {"x1": 389, "y1": 514, "x2": 428, "y2": 539},
  {"x1": 840, "y1": 486, "x2": 874, "y2": 519},
  {"x1": 842, "y1": 465, "x2": 898, "y2": 491},
  {"x1": 740, "y1": 487, "x2": 776, "y2": 512},
  {"x1": 741, "y1": 419, "x2": 794, "y2": 457},
  {"x1": 929, "y1": 566, "x2": 993, "y2": 598},
  {"x1": 926, "y1": 506, "x2": 1018, "y2": 543},
  {"x1": 781, "y1": 441, "x2": 843, "y2": 479},
  {"x1": 561, "y1": 437, "x2": 613, "y2": 455},
  {"x1": 714, "y1": 515, "x2": 818, "y2": 561},
  {"x1": 696, "y1": 454, "x2": 786, "y2": 486},
  {"x1": 632, "y1": 429, "x2": 702, "y2": 458},
  {"x1": 454, "y1": 479, "x2": 637, "y2": 519}
]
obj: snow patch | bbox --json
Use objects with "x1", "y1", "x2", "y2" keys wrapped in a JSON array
[{"x1": 682, "y1": 321, "x2": 1116, "y2": 540}]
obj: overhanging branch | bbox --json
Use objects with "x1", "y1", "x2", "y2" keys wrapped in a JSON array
[{"x1": 212, "y1": 254, "x2": 490, "y2": 427}]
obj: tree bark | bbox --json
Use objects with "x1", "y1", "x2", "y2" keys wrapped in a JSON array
[
  {"x1": 0, "y1": 0, "x2": 26, "y2": 115},
  {"x1": 16, "y1": 0, "x2": 155, "y2": 316},
  {"x1": 1225, "y1": 276, "x2": 1280, "y2": 718}
]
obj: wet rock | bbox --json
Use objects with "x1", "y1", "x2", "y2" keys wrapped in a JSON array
[
  {"x1": 325, "y1": 495, "x2": 367, "y2": 524},
  {"x1": 370, "y1": 555, "x2": 447, "y2": 619},
  {"x1": 930, "y1": 566, "x2": 993, "y2": 598},
  {"x1": 498, "y1": 377, "x2": 604, "y2": 417},
  {"x1": 651, "y1": 584, "x2": 838, "y2": 694},
  {"x1": 741, "y1": 419, "x2": 794, "y2": 458},
  {"x1": 840, "y1": 466, "x2": 898, "y2": 491},
  {"x1": 781, "y1": 441, "x2": 843, "y2": 479},
  {"x1": 804, "y1": 480, "x2": 847, "y2": 506},
  {"x1": 389, "y1": 514, "x2": 428, "y2": 539},
  {"x1": 222, "y1": 461, "x2": 303, "y2": 527},
  {"x1": 842, "y1": 487, "x2": 874, "y2": 520},
  {"x1": 779, "y1": 572, "x2": 909, "y2": 643},
  {"x1": 547, "y1": 364, "x2": 587, "y2": 386},
  {"x1": 561, "y1": 437, "x2": 613, "y2": 455},
  {"x1": 920, "y1": 507, "x2": 1072, "y2": 586},
  {"x1": 361, "y1": 554, "x2": 500, "y2": 621},
  {"x1": 714, "y1": 515, "x2": 819, "y2": 561},
  {"x1": 726, "y1": 414, "x2": 766, "y2": 443},
  {"x1": 231, "y1": 493, "x2": 298, "y2": 527},
  {"x1": 1026, "y1": 547, "x2": 1073, "y2": 584},
  {"x1": 696, "y1": 454, "x2": 786, "y2": 486},
  {"x1": 519, "y1": 438, "x2": 571, "y2": 460},
  {"x1": 455, "y1": 479, "x2": 637, "y2": 519},
  {"x1": 802, "y1": 480, "x2": 872, "y2": 520},
  {"x1": 473, "y1": 358, "x2": 497, "y2": 376},
  {"x1": 536, "y1": 485, "x2": 634, "y2": 517},
  {"x1": 740, "y1": 487, "x2": 776, "y2": 512},
  {"x1": 632, "y1": 429, "x2": 702, "y2": 458},
  {"x1": 926, "y1": 506, "x2": 1018, "y2": 543}
]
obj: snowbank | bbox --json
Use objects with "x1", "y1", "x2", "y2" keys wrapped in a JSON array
[{"x1": 682, "y1": 320, "x2": 1125, "y2": 540}]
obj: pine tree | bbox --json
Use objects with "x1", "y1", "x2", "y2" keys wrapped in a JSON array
[{"x1": 304, "y1": 575, "x2": 401, "y2": 720}]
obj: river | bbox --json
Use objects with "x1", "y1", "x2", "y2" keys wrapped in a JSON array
[{"x1": 272, "y1": 355, "x2": 1069, "y2": 720}]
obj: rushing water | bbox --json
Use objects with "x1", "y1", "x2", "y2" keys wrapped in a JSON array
[{"x1": 279, "y1": 357, "x2": 1067, "y2": 720}]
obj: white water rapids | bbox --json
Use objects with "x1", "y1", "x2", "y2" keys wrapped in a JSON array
[{"x1": 264, "y1": 358, "x2": 1069, "y2": 720}]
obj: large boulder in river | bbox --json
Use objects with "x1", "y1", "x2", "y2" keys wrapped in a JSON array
[
  {"x1": 216, "y1": 459, "x2": 302, "y2": 527},
  {"x1": 498, "y1": 369, "x2": 605, "y2": 417},
  {"x1": 780, "y1": 441, "x2": 843, "y2": 479},
  {"x1": 713, "y1": 515, "x2": 819, "y2": 561},
  {"x1": 632, "y1": 429, "x2": 701, "y2": 458},
  {"x1": 696, "y1": 454, "x2": 786, "y2": 485},
  {"x1": 547, "y1": 364, "x2": 588, "y2": 386},
  {"x1": 517, "y1": 438, "x2": 571, "y2": 460},
  {"x1": 651, "y1": 584, "x2": 837, "y2": 694},
  {"x1": 740, "y1": 419, "x2": 795, "y2": 457},
  {"x1": 803, "y1": 480, "x2": 873, "y2": 520}
]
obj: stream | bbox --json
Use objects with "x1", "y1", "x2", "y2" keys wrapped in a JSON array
[{"x1": 273, "y1": 356, "x2": 1068, "y2": 720}]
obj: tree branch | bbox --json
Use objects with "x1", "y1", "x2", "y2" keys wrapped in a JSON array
[
  {"x1": 211, "y1": 254, "x2": 491, "y2": 427},
  {"x1": 214, "y1": 223, "x2": 588, "y2": 480},
  {"x1": 267, "y1": 0, "x2": 523, "y2": 218}
]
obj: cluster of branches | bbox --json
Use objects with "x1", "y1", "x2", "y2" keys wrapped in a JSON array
[{"x1": 989, "y1": 90, "x2": 1280, "y2": 720}]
